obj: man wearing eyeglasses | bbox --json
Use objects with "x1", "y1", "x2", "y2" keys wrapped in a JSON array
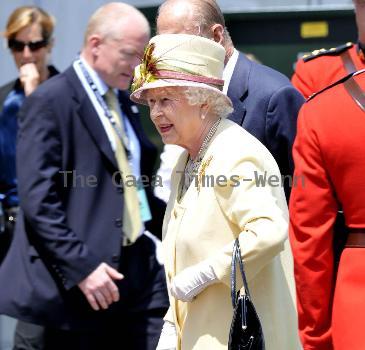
[{"x1": 0, "y1": 3, "x2": 168, "y2": 350}]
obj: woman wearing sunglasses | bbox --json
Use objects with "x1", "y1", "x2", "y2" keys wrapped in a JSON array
[
  {"x1": 1, "y1": 6, "x2": 58, "y2": 97},
  {"x1": 0, "y1": 7, "x2": 58, "y2": 347},
  {"x1": 0, "y1": 6, "x2": 58, "y2": 261}
]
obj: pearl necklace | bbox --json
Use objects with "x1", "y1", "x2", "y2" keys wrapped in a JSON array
[{"x1": 181, "y1": 118, "x2": 221, "y2": 195}]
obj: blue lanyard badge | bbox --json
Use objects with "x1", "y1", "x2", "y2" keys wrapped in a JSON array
[
  {"x1": 77, "y1": 59, "x2": 131, "y2": 157},
  {"x1": 78, "y1": 59, "x2": 151, "y2": 223},
  {"x1": 137, "y1": 184, "x2": 152, "y2": 222}
]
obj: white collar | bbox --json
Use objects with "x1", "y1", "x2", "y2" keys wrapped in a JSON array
[
  {"x1": 79, "y1": 56, "x2": 109, "y2": 96},
  {"x1": 222, "y1": 48, "x2": 239, "y2": 94}
]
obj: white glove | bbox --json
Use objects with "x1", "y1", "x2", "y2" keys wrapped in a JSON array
[
  {"x1": 156, "y1": 320, "x2": 177, "y2": 350},
  {"x1": 170, "y1": 260, "x2": 218, "y2": 302}
]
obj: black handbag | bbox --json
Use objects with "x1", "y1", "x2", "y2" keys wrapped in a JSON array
[{"x1": 228, "y1": 239, "x2": 265, "y2": 350}]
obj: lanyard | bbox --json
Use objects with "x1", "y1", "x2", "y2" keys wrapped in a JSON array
[{"x1": 77, "y1": 59, "x2": 131, "y2": 158}]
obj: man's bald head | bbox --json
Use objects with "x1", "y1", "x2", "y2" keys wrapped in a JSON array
[
  {"x1": 84, "y1": 2, "x2": 150, "y2": 45},
  {"x1": 156, "y1": 0, "x2": 233, "y2": 60},
  {"x1": 158, "y1": 0, "x2": 224, "y2": 35},
  {"x1": 81, "y1": 3, "x2": 150, "y2": 90}
]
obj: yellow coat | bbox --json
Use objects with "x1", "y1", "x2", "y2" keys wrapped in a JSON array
[{"x1": 162, "y1": 119, "x2": 301, "y2": 350}]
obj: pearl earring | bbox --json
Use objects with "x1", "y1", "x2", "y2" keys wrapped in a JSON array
[{"x1": 201, "y1": 114, "x2": 206, "y2": 120}]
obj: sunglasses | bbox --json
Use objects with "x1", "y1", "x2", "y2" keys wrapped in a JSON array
[{"x1": 8, "y1": 38, "x2": 49, "y2": 52}]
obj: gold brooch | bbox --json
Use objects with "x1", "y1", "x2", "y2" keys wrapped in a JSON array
[{"x1": 197, "y1": 155, "x2": 213, "y2": 193}]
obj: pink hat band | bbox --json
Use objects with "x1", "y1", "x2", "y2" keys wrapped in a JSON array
[{"x1": 155, "y1": 70, "x2": 224, "y2": 90}]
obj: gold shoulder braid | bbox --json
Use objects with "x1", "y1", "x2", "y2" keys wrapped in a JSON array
[{"x1": 302, "y1": 42, "x2": 353, "y2": 62}]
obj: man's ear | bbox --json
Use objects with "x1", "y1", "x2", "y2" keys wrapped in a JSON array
[
  {"x1": 211, "y1": 24, "x2": 224, "y2": 45},
  {"x1": 89, "y1": 34, "x2": 102, "y2": 56}
]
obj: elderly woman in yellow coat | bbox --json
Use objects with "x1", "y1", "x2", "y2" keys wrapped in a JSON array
[{"x1": 131, "y1": 34, "x2": 301, "y2": 350}]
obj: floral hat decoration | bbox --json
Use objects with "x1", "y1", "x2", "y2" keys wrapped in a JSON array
[{"x1": 130, "y1": 33, "x2": 232, "y2": 108}]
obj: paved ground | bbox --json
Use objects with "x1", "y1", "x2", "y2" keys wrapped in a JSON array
[{"x1": 0, "y1": 316, "x2": 16, "y2": 350}]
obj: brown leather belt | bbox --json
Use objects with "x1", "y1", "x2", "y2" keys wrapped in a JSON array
[
  {"x1": 345, "y1": 228, "x2": 365, "y2": 248},
  {"x1": 340, "y1": 51, "x2": 365, "y2": 111}
]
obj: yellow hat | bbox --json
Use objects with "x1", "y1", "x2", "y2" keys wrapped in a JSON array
[{"x1": 130, "y1": 34, "x2": 232, "y2": 108}]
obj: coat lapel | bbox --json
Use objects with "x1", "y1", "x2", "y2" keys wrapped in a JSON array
[
  {"x1": 118, "y1": 90, "x2": 144, "y2": 143},
  {"x1": 64, "y1": 67, "x2": 118, "y2": 170},
  {"x1": 162, "y1": 152, "x2": 188, "y2": 229},
  {"x1": 227, "y1": 52, "x2": 251, "y2": 126}
]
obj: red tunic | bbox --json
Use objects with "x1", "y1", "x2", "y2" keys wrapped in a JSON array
[
  {"x1": 292, "y1": 43, "x2": 365, "y2": 98},
  {"x1": 289, "y1": 72, "x2": 365, "y2": 350}
]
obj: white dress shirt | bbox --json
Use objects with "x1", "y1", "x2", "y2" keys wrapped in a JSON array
[{"x1": 73, "y1": 57, "x2": 143, "y2": 179}]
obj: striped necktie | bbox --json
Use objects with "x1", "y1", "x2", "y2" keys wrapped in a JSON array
[{"x1": 104, "y1": 89, "x2": 142, "y2": 245}]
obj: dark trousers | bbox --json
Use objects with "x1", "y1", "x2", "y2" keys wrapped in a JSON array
[
  {"x1": 14, "y1": 308, "x2": 165, "y2": 350},
  {"x1": 13, "y1": 234, "x2": 168, "y2": 350},
  {"x1": 0, "y1": 206, "x2": 18, "y2": 265}
]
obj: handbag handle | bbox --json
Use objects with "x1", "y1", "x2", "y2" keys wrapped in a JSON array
[{"x1": 231, "y1": 238, "x2": 251, "y2": 308}]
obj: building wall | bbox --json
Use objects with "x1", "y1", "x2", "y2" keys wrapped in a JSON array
[{"x1": 0, "y1": 0, "x2": 355, "y2": 86}]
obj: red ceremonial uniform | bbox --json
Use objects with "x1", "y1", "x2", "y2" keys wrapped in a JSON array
[
  {"x1": 292, "y1": 42, "x2": 365, "y2": 98},
  {"x1": 289, "y1": 71, "x2": 365, "y2": 350}
]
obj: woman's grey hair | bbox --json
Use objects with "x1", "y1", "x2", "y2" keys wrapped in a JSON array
[{"x1": 184, "y1": 87, "x2": 233, "y2": 118}]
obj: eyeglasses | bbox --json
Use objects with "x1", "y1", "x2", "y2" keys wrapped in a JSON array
[{"x1": 8, "y1": 38, "x2": 49, "y2": 52}]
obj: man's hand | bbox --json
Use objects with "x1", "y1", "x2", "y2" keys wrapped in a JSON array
[
  {"x1": 78, "y1": 262, "x2": 124, "y2": 311},
  {"x1": 19, "y1": 63, "x2": 40, "y2": 96}
]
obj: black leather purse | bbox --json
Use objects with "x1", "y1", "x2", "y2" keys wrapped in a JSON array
[{"x1": 228, "y1": 239, "x2": 265, "y2": 350}]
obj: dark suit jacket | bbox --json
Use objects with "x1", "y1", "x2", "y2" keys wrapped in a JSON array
[
  {"x1": 0, "y1": 66, "x2": 166, "y2": 330},
  {"x1": 227, "y1": 53, "x2": 305, "y2": 199}
]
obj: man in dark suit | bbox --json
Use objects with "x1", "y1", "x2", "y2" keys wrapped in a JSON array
[
  {"x1": 154, "y1": 0, "x2": 304, "y2": 202},
  {"x1": 0, "y1": 3, "x2": 168, "y2": 349}
]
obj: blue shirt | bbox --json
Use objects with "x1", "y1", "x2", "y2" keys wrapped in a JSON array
[
  {"x1": 0, "y1": 66, "x2": 58, "y2": 208},
  {"x1": 0, "y1": 86, "x2": 25, "y2": 207}
]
